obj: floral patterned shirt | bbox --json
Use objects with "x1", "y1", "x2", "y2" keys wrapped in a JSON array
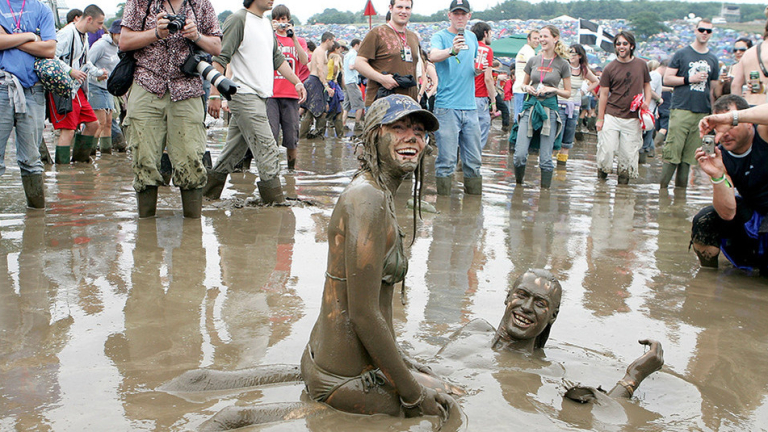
[{"x1": 122, "y1": 0, "x2": 222, "y2": 102}]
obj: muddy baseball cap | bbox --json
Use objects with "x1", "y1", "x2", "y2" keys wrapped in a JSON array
[
  {"x1": 450, "y1": 0, "x2": 470, "y2": 12},
  {"x1": 365, "y1": 95, "x2": 439, "y2": 133}
]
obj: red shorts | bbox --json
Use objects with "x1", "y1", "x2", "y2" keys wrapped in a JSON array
[{"x1": 48, "y1": 88, "x2": 98, "y2": 130}]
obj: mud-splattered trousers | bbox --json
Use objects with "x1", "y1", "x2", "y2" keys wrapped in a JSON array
[
  {"x1": 125, "y1": 83, "x2": 207, "y2": 192},
  {"x1": 597, "y1": 114, "x2": 642, "y2": 178},
  {"x1": 210, "y1": 92, "x2": 280, "y2": 181}
]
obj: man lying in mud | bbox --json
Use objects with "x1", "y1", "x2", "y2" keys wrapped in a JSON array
[{"x1": 437, "y1": 269, "x2": 665, "y2": 402}]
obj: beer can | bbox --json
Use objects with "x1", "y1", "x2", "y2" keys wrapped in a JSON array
[{"x1": 750, "y1": 70, "x2": 760, "y2": 93}]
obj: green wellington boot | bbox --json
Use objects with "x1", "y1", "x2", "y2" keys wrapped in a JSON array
[
  {"x1": 540, "y1": 170, "x2": 553, "y2": 189},
  {"x1": 21, "y1": 174, "x2": 45, "y2": 209},
  {"x1": 55, "y1": 146, "x2": 71, "y2": 164},
  {"x1": 99, "y1": 136, "x2": 113, "y2": 154},
  {"x1": 463, "y1": 176, "x2": 482, "y2": 195},
  {"x1": 659, "y1": 162, "x2": 678, "y2": 189},
  {"x1": 137, "y1": 186, "x2": 158, "y2": 218},
  {"x1": 257, "y1": 177, "x2": 285, "y2": 205},
  {"x1": 436, "y1": 176, "x2": 452, "y2": 196},
  {"x1": 181, "y1": 188, "x2": 203, "y2": 218},
  {"x1": 202, "y1": 171, "x2": 228, "y2": 200},
  {"x1": 675, "y1": 162, "x2": 690, "y2": 189},
  {"x1": 514, "y1": 165, "x2": 526, "y2": 185},
  {"x1": 71, "y1": 134, "x2": 95, "y2": 163}
]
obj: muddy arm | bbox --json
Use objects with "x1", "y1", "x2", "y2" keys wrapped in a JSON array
[{"x1": 608, "y1": 339, "x2": 664, "y2": 399}]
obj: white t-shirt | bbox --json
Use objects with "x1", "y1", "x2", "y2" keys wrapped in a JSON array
[
  {"x1": 229, "y1": 12, "x2": 276, "y2": 97},
  {"x1": 513, "y1": 43, "x2": 536, "y2": 93}
]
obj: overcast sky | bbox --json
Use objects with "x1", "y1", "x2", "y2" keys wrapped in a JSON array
[{"x1": 66, "y1": 0, "x2": 768, "y2": 23}]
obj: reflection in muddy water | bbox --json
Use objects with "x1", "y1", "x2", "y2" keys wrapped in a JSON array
[{"x1": 2, "y1": 127, "x2": 768, "y2": 431}]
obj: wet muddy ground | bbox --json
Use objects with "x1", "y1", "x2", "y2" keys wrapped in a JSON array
[{"x1": 1, "y1": 122, "x2": 768, "y2": 431}]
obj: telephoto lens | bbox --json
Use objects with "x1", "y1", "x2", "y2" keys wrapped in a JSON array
[{"x1": 181, "y1": 50, "x2": 238, "y2": 99}]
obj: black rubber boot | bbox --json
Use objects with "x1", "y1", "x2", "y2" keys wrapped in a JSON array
[
  {"x1": 71, "y1": 134, "x2": 94, "y2": 163},
  {"x1": 617, "y1": 171, "x2": 630, "y2": 185},
  {"x1": 21, "y1": 174, "x2": 45, "y2": 209},
  {"x1": 659, "y1": 162, "x2": 677, "y2": 188},
  {"x1": 202, "y1": 151, "x2": 212, "y2": 170},
  {"x1": 257, "y1": 177, "x2": 285, "y2": 205},
  {"x1": 675, "y1": 162, "x2": 690, "y2": 189},
  {"x1": 180, "y1": 188, "x2": 203, "y2": 218},
  {"x1": 160, "y1": 153, "x2": 173, "y2": 186},
  {"x1": 463, "y1": 176, "x2": 482, "y2": 195},
  {"x1": 638, "y1": 152, "x2": 647, "y2": 165},
  {"x1": 540, "y1": 169, "x2": 553, "y2": 189},
  {"x1": 113, "y1": 132, "x2": 127, "y2": 152},
  {"x1": 436, "y1": 176, "x2": 452, "y2": 196},
  {"x1": 514, "y1": 165, "x2": 526, "y2": 185},
  {"x1": 99, "y1": 136, "x2": 112, "y2": 154},
  {"x1": 55, "y1": 146, "x2": 70, "y2": 164},
  {"x1": 137, "y1": 186, "x2": 158, "y2": 218},
  {"x1": 597, "y1": 168, "x2": 609, "y2": 180},
  {"x1": 202, "y1": 171, "x2": 228, "y2": 200},
  {"x1": 694, "y1": 246, "x2": 719, "y2": 268}
]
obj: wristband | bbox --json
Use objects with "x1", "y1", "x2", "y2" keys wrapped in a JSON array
[
  {"x1": 710, "y1": 174, "x2": 727, "y2": 184},
  {"x1": 732, "y1": 110, "x2": 739, "y2": 126},
  {"x1": 192, "y1": 33, "x2": 202, "y2": 43},
  {"x1": 208, "y1": 95, "x2": 222, "y2": 100},
  {"x1": 596, "y1": 118, "x2": 604, "y2": 122},
  {"x1": 400, "y1": 388, "x2": 425, "y2": 409},
  {"x1": 684, "y1": 75, "x2": 690, "y2": 85},
  {"x1": 617, "y1": 380, "x2": 635, "y2": 397},
  {"x1": 449, "y1": 47, "x2": 457, "y2": 57},
  {"x1": 155, "y1": 28, "x2": 163, "y2": 40}
]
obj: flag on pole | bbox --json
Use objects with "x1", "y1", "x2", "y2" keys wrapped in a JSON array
[{"x1": 579, "y1": 19, "x2": 615, "y2": 53}]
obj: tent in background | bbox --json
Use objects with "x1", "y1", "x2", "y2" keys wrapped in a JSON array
[{"x1": 490, "y1": 34, "x2": 530, "y2": 58}]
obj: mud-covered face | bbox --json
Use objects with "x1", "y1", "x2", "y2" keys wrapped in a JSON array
[
  {"x1": 376, "y1": 116, "x2": 427, "y2": 174},
  {"x1": 501, "y1": 273, "x2": 560, "y2": 342}
]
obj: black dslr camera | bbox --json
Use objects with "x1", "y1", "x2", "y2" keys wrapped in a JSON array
[
  {"x1": 166, "y1": 14, "x2": 186, "y2": 33},
  {"x1": 277, "y1": 20, "x2": 295, "y2": 38},
  {"x1": 181, "y1": 49, "x2": 238, "y2": 100}
]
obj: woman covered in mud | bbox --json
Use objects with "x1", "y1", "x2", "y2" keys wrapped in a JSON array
[{"x1": 301, "y1": 94, "x2": 456, "y2": 419}]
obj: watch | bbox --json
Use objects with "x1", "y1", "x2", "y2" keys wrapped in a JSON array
[{"x1": 732, "y1": 110, "x2": 739, "y2": 126}]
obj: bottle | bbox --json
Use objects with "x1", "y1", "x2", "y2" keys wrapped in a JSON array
[{"x1": 750, "y1": 70, "x2": 760, "y2": 93}]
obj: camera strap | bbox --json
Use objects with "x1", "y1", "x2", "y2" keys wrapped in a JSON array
[{"x1": 757, "y1": 42, "x2": 768, "y2": 78}]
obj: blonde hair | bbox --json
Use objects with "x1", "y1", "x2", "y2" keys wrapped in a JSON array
[
  {"x1": 647, "y1": 59, "x2": 660, "y2": 71},
  {"x1": 541, "y1": 25, "x2": 570, "y2": 59}
]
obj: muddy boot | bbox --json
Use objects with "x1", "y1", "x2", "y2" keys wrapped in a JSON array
[
  {"x1": 202, "y1": 171, "x2": 228, "y2": 200},
  {"x1": 514, "y1": 165, "x2": 526, "y2": 185},
  {"x1": 99, "y1": 136, "x2": 113, "y2": 154},
  {"x1": 638, "y1": 151, "x2": 647, "y2": 165},
  {"x1": 597, "y1": 168, "x2": 609, "y2": 180},
  {"x1": 242, "y1": 155, "x2": 252, "y2": 171},
  {"x1": 39, "y1": 137, "x2": 53, "y2": 164},
  {"x1": 55, "y1": 146, "x2": 71, "y2": 164},
  {"x1": 287, "y1": 148, "x2": 297, "y2": 170},
  {"x1": 113, "y1": 132, "x2": 127, "y2": 152},
  {"x1": 71, "y1": 134, "x2": 95, "y2": 163},
  {"x1": 202, "y1": 151, "x2": 212, "y2": 170},
  {"x1": 694, "y1": 246, "x2": 719, "y2": 268},
  {"x1": 588, "y1": 117, "x2": 597, "y2": 132},
  {"x1": 654, "y1": 131, "x2": 666, "y2": 148},
  {"x1": 540, "y1": 169, "x2": 553, "y2": 189},
  {"x1": 463, "y1": 176, "x2": 482, "y2": 195},
  {"x1": 180, "y1": 188, "x2": 203, "y2": 219},
  {"x1": 617, "y1": 171, "x2": 630, "y2": 185},
  {"x1": 257, "y1": 177, "x2": 285, "y2": 204},
  {"x1": 675, "y1": 162, "x2": 690, "y2": 189},
  {"x1": 436, "y1": 176, "x2": 452, "y2": 196},
  {"x1": 21, "y1": 173, "x2": 45, "y2": 209},
  {"x1": 574, "y1": 130, "x2": 584, "y2": 141},
  {"x1": 659, "y1": 162, "x2": 677, "y2": 188},
  {"x1": 556, "y1": 153, "x2": 568, "y2": 167},
  {"x1": 160, "y1": 153, "x2": 173, "y2": 186},
  {"x1": 136, "y1": 186, "x2": 158, "y2": 218}
]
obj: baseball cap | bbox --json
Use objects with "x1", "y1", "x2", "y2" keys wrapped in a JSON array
[
  {"x1": 365, "y1": 95, "x2": 439, "y2": 134},
  {"x1": 450, "y1": 0, "x2": 470, "y2": 13}
]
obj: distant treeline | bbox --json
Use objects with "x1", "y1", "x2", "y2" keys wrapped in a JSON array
[{"x1": 306, "y1": 1, "x2": 767, "y2": 24}]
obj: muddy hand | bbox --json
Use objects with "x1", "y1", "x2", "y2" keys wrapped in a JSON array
[{"x1": 626, "y1": 339, "x2": 664, "y2": 382}]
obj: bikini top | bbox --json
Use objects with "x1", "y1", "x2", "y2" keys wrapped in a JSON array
[{"x1": 325, "y1": 227, "x2": 408, "y2": 285}]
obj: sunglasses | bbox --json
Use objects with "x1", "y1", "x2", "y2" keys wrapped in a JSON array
[
  {"x1": 733, "y1": 47, "x2": 748, "y2": 52},
  {"x1": 697, "y1": 28, "x2": 713, "y2": 34},
  {"x1": 615, "y1": 41, "x2": 630, "y2": 46}
]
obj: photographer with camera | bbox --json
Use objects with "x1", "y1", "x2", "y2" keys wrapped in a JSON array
[
  {"x1": 692, "y1": 95, "x2": 768, "y2": 273},
  {"x1": 119, "y1": 0, "x2": 222, "y2": 219},
  {"x1": 203, "y1": 0, "x2": 306, "y2": 204},
  {"x1": 268, "y1": 4, "x2": 308, "y2": 170}
]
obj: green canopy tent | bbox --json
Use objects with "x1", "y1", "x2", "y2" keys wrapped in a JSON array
[{"x1": 490, "y1": 34, "x2": 530, "y2": 58}]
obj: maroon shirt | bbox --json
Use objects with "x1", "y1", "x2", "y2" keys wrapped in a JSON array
[{"x1": 122, "y1": 0, "x2": 222, "y2": 102}]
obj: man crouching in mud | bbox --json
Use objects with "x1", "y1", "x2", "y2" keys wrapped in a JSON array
[
  {"x1": 301, "y1": 94, "x2": 462, "y2": 423},
  {"x1": 449, "y1": 269, "x2": 664, "y2": 401}
]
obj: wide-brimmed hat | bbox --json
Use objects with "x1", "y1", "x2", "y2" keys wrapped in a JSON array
[{"x1": 364, "y1": 95, "x2": 439, "y2": 134}]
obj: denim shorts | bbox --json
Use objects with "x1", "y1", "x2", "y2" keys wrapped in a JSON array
[{"x1": 88, "y1": 85, "x2": 114, "y2": 111}]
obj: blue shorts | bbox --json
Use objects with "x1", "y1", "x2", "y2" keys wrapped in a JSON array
[{"x1": 88, "y1": 85, "x2": 114, "y2": 111}]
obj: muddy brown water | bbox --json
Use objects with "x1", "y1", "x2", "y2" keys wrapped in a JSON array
[{"x1": 1, "y1": 124, "x2": 768, "y2": 431}]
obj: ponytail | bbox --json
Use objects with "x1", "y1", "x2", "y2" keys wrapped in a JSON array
[{"x1": 554, "y1": 40, "x2": 570, "y2": 59}]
